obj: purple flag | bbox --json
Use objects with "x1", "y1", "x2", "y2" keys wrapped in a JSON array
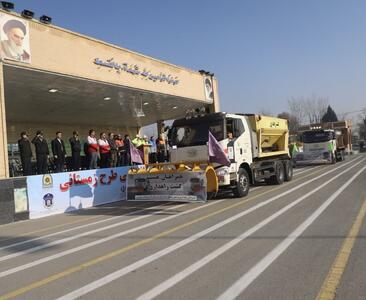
[
  {"x1": 130, "y1": 143, "x2": 143, "y2": 164},
  {"x1": 208, "y1": 131, "x2": 231, "y2": 167}
]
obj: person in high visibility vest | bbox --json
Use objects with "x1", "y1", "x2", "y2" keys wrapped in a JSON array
[
  {"x1": 327, "y1": 141, "x2": 334, "y2": 152},
  {"x1": 290, "y1": 142, "x2": 299, "y2": 158},
  {"x1": 132, "y1": 135, "x2": 143, "y2": 148}
]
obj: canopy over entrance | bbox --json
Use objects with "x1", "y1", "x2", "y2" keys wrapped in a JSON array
[{"x1": 4, "y1": 65, "x2": 208, "y2": 143}]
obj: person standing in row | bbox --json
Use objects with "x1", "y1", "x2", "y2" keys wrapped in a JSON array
[
  {"x1": 32, "y1": 130, "x2": 49, "y2": 174},
  {"x1": 98, "y1": 132, "x2": 110, "y2": 168},
  {"x1": 132, "y1": 135, "x2": 144, "y2": 148},
  {"x1": 157, "y1": 133, "x2": 167, "y2": 162},
  {"x1": 51, "y1": 131, "x2": 66, "y2": 173},
  {"x1": 87, "y1": 129, "x2": 99, "y2": 170},
  {"x1": 108, "y1": 132, "x2": 118, "y2": 168},
  {"x1": 123, "y1": 134, "x2": 131, "y2": 166},
  {"x1": 115, "y1": 134, "x2": 124, "y2": 166},
  {"x1": 149, "y1": 136, "x2": 157, "y2": 163},
  {"x1": 18, "y1": 131, "x2": 32, "y2": 176},
  {"x1": 69, "y1": 131, "x2": 81, "y2": 171}
]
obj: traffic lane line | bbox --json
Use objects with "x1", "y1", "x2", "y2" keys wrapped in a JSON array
[
  {"x1": 0, "y1": 170, "x2": 318, "y2": 279},
  {"x1": 0, "y1": 197, "x2": 156, "y2": 233},
  {"x1": 0, "y1": 157, "x2": 359, "y2": 299},
  {"x1": 0, "y1": 202, "x2": 179, "y2": 253},
  {"x1": 0, "y1": 158, "x2": 350, "y2": 240},
  {"x1": 142, "y1": 167, "x2": 366, "y2": 300},
  {"x1": 0, "y1": 159, "x2": 324, "y2": 244},
  {"x1": 293, "y1": 165, "x2": 316, "y2": 173},
  {"x1": 217, "y1": 165, "x2": 366, "y2": 300},
  {"x1": 331, "y1": 204, "x2": 366, "y2": 299},
  {"x1": 0, "y1": 202, "x2": 189, "y2": 262},
  {"x1": 52, "y1": 159, "x2": 366, "y2": 300},
  {"x1": 0, "y1": 166, "x2": 301, "y2": 242},
  {"x1": 0, "y1": 199, "x2": 228, "y2": 279},
  {"x1": 129, "y1": 158, "x2": 366, "y2": 300},
  {"x1": 252, "y1": 164, "x2": 324, "y2": 187},
  {"x1": 0, "y1": 156, "x2": 359, "y2": 298},
  {"x1": 0, "y1": 164, "x2": 328, "y2": 268},
  {"x1": 231, "y1": 163, "x2": 366, "y2": 300},
  {"x1": 293, "y1": 165, "x2": 322, "y2": 175},
  {"x1": 0, "y1": 201, "x2": 167, "y2": 246},
  {"x1": 0, "y1": 158, "x2": 332, "y2": 261},
  {"x1": 316, "y1": 199, "x2": 366, "y2": 300},
  {"x1": 0, "y1": 163, "x2": 319, "y2": 250}
]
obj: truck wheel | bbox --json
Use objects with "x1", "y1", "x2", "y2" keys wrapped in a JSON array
[
  {"x1": 284, "y1": 160, "x2": 293, "y2": 182},
  {"x1": 207, "y1": 192, "x2": 217, "y2": 200},
  {"x1": 266, "y1": 161, "x2": 285, "y2": 185},
  {"x1": 233, "y1": 168, "x2": 250, "y2": 198},
  {"x1": 335, "y1": 151, "x2": 342, "y2": 162}
]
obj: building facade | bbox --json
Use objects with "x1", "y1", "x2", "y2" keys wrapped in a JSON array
[{"x1": 0, "y1": 9, "x2": 220, "y2": 178}]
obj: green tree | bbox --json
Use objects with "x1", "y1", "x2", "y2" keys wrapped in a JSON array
[{"x1": 321, "y1": 105, "x2": 338, "y2": 123}]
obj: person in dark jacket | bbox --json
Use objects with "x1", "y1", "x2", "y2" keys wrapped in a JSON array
[
  {"x1": 156, "y1": 134, "x2": 167, "y2": 162},
  {"x1": 108, "y1": 132, "x2": 118, "y2": 168},
  {"x1": 32, "y1": 130, "x2": 49, "y2": 174},
  {"x1": 69, "y1": 131, "x2": 81, "y2": 171},
  {"x1": 123, "y1": 134, "x2": 131, "y2": 166},
  {"x1": 51, "y1": 131, "x2": 66, "y2": 173},
  {"x1": 18, "y1": 131, "x2": 32, "y2": 176},
  {"x1": 115, "y1": 134, "x2": 124, "y2": 166}
]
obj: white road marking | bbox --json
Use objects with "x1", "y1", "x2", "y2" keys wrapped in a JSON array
[
  {"x1": 55, "y1": 157, "x2": 363, "y2": 300},
  {"x1": 136, "y1": 158, "x2": 365, "y2": 300},
  {"x1": 0, "y1": 157, "x2": 322, "y2": 257},
  {"x1": 293, "y1": 165, "x2": 322, "y2": 175},
  {"x1": 0, "y1": 203, "x2": 173, "y2": 252},
  {"x1": 0, "y1": 203, "x2": 186, "y2": 262},
  {"x1": 217, "y1": 165, "x2": 366, "y2": 300},
  {"x1": 0, "y1": 200, "x2": 225, "y2": 278},
  {"x1": 293, "y1": 166, "x2": 311, "y2": 173}
]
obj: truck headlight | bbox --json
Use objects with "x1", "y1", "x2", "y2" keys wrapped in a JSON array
[
  {"x1": 216, "y1": 167, "x2": 229, "y2": 176},
  {"x1": 216, "y1": 167, "x2": 229, "y2": 183}
]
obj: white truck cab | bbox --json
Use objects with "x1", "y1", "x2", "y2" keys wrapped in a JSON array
[
  {"x1": 169, "y1": 112, "x2": 292, "y2": 197},
  {"x1": 295, "y1": 129, "x2": 343, "y2": 165}
]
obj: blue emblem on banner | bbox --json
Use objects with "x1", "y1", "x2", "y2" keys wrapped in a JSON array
[{"x1": 43, "y1": 193, "x2": 54, "y2": 208}]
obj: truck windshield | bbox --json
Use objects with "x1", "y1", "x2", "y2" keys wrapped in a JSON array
[
  {"x1": 302, "y1": 131, "x2": 334, "y2": 143},
  {"x1": 170, "y1": 120, "x2": 224, "y2": 147}
]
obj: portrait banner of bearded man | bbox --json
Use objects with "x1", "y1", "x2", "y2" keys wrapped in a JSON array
[{"x1": 0, "y1": 17, "x2": 30, "y2": 63}]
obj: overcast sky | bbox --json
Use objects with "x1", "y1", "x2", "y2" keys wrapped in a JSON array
[{"x1": 12, "y1": 0, "x2": 366, "y2": 120}]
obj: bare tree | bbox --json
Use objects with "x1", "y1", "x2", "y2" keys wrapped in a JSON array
[
  {"x1": 257, "y1": 108, "x2": 273, "y2": 116},
  {"x1": 303, "y1": 94, "x2": 328, "y2": 124},
  {"x1": 358, "y1": 113, "x2": 366, "y2": 140},
  {"x1": 338, "y1": 112, "x2": 348, "y2": 121},
  {"x1": 288, "y1": 95, "x2": 328, "y2": 125},
  {"x1": 288, "y1": 97, "x2": 306, "y2": 125},
  {"x1": 277, "y1": 111, "x2": 300, "y2": 133}
]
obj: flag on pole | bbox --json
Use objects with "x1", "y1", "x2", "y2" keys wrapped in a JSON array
[
  {"x1": 130, "y1": 143, "x2": 143, "y2": 164},
  {"x1": 208, "y1": 131, "x2": 231, "y2": 167}
]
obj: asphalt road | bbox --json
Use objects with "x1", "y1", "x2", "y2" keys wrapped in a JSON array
[{"x1": 0, "y1": 154, "x2": 365, "y2": 300}]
